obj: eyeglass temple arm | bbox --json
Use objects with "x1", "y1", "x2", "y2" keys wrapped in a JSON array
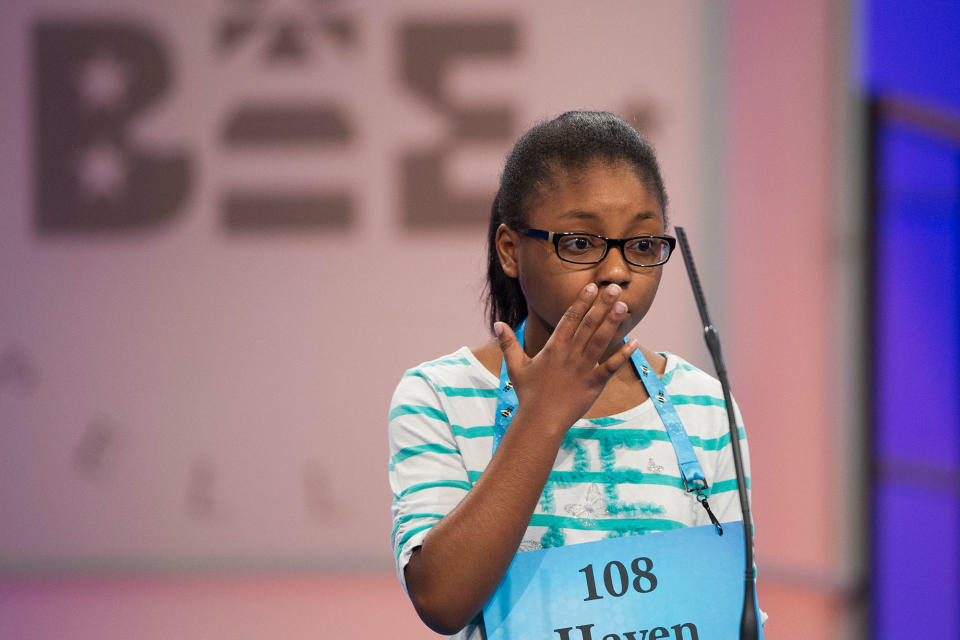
[{"x1": 524, "y1": 228, "x2": 551, "y2": 241}]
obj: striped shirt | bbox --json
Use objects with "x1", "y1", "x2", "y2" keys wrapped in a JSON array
[{"x1": 389, "y1": 346, "x2": 753, "y2": 639}]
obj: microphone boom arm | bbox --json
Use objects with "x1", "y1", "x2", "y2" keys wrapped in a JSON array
[{"x1": 674, "y1": 226, "x2": 759, "y2": 640}]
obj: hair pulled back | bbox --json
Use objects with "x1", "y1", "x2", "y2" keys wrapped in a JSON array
[{"x1": 484, "y1": 110, "x2": 668, "y2": 332}]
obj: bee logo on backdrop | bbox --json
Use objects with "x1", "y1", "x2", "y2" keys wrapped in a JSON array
[
  {"x1": 33, "y1": 23, "x2": 190, "y2": 232},
  {"x1": 31, "y1": 4, "x2": 522, "y2": 235}
]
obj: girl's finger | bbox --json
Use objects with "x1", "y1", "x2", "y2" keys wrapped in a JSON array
[
  {"x1": 494, "y1": 322, "x2": 528, "y2": 373},
  {"x1": 572, "y1": 283, "x2": 620, "y2": 351},
  {"x1": 583, "y1": 299, "x2": 629, "y2": 363},
  {"x1": 551, "y1": 283, "x2": 600, "y2": 343}
]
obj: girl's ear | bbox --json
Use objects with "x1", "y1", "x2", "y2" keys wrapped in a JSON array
[{"x1": 495, "y1": 223, "x2": 520, "y2": 278}]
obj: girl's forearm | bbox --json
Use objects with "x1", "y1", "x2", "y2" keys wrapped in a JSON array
[{"x1": 403, "y1": 408, "x2": 567, "y2": 635}]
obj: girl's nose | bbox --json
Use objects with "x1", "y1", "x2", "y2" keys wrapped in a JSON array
[{"x1": 595, "y1": 246, "x2": 632, "y2": 288}]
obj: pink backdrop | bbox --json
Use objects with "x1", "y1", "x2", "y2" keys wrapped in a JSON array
[{"x1": 0, "y1": 0, "x2": 861, "y2": 637}]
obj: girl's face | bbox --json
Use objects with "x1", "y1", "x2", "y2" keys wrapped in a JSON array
[{"x1": 497, "y1": 158, "x2": 666, "y2": 353}]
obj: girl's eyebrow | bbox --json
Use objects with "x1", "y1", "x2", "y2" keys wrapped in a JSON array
[
  {"x1": 558, "y1": 210, "x2": 660, "y2": 222},
  {"x1": 557, "y1": 210, "x2": 599, "y2": 221}
]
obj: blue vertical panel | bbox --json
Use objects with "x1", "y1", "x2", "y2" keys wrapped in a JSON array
[
  {"x1": 875, "y1": 125, "x2": 960, "y2": 467},
  {"x1": 866, "y1": 1, "x2": 960, "y2": 111},
  {"x1": 866, "y1": 2, "x2": 960, "y2": 637},
  {"x1": 874, "y1": 484, "x2": 960, "y2": 638},
  {"x1": 871, "y1": 118, "x2": 960, "y2": 639}
]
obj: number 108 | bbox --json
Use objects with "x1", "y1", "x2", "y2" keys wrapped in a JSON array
[{"x1": 578, "y1": 557, "x2": 658, "y2": 601}]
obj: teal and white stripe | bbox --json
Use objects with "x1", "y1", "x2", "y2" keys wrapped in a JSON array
[{"x1": 388, "y1": 346, "x2": 752, "y2": 589}]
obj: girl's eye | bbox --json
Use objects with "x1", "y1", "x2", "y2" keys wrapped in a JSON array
[
  {"x1": 626, "y1": 238, "x2": 669, "y2": 265},
  {"x1": 627, "y1": 238, "x2": 655, "y2": 254},
  {"x1": 559, "y1": 235, "x2": 597, "y2": 253}
]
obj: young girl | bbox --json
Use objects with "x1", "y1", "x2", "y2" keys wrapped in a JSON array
[{"x1": 389, "y1": 111, "x2": 755, "y2": 638}]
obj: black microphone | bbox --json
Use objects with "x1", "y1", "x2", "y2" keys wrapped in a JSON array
[{"x1": 674, "y1": 226, "x2": 759, "y2": 640}]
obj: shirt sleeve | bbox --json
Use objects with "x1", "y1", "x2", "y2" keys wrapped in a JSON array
[{"x1": 388, "y1": 368, "x2": 472, "y2": 591}]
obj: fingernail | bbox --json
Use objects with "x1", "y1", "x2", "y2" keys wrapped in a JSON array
[
  {"x1": 607, "y1": 284, "x2": 621, "y2": 296},
  {"x1": 494, "y1": 323, "x2": 503, "y2": 337},
  {"x1": 585, "y1": 283, "x2": 598, "y2": 295},
  {"x1": 629, "y1": 339, "x2": 639, "y2": 349},
  {"x1": 614, "y1": 301, "x2": 628, "y2": 314}
]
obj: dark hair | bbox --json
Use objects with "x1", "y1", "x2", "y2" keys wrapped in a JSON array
[{"x1": 484, "y1": 111, "x2": 669, "y2": 332}]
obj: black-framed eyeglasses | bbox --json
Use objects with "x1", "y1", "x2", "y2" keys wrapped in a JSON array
[{"x1": 524, "y1": 228, "x2": 676, "y2": 267}]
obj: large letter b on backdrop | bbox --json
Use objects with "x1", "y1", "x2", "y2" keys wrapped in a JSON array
[{"x1": 33, "y1": 23, "x2": 190, "y2": 233}]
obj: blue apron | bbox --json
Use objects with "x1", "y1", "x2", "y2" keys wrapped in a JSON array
[{"x1": 482, "y1": 319, "x2": 762, "y2": 639}]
